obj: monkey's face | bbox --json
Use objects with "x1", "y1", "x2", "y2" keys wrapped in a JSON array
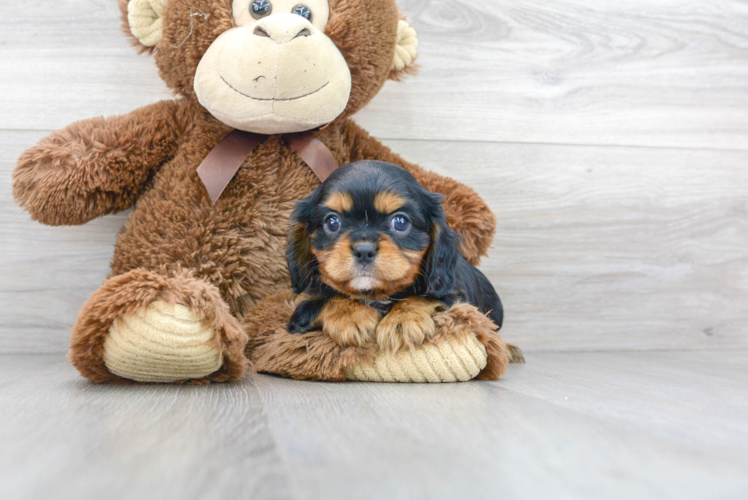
[
  {"x1": 194, "y1": 0, "x2": 351, "y2": 134},
  {"x1": 122, "y1": 0, "x2": 418, "y2": 134}
]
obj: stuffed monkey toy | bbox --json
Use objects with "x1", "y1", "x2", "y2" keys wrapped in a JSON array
[{"x1": 13, "y1": 0, "x2": 514, "y2": 383}]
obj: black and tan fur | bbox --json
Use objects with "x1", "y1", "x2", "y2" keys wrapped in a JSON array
[{"x1": 286, "y1": 161, "x2": 519, "y2": 356}]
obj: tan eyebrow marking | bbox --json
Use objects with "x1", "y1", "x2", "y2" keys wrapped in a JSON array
[
  {"x1": 373, "y1": 191, "x2": 407, "y2": 214},
  {"x1": 324, "y1": 192, "x2": 354, "y2": 213}
]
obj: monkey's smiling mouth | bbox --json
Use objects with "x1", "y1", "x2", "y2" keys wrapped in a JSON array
[{"x1": 220, "y1": 76, "x2": 329, "y2": 102}]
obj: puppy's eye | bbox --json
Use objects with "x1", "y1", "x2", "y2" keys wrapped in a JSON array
[
  {"x1": 292, "y1": 4, "x2": 312, "y2": 21},
  {"x1": 250, "y1": 0, "x2": 272, "y2": 19},
  {"x1": 324, "y1": 215, "x2": 341, "y2": 234},
  {"x1": 390, "y1": 214, "x2": 411, "y2": 233}
]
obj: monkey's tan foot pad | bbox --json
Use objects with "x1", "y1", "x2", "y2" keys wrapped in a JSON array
[
  {"x1": 344, "y1": 334, "x2": 487, "y2": 383},
  {"x1": 102, "y1": 300, "x2": 223, "y2": 383}
]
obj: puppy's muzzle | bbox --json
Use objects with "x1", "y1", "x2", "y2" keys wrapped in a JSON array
[{"x1": 352, "y1": 242, "x2": 378, "y2": 266}]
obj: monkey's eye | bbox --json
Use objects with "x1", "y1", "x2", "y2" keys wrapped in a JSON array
[
  {"x1": 250, "y1": 0, "x2": 272, "y2": 19},
  {"x1": 390, "y1": 214, "x2": 411, "y2": 233},
  {"x1": 292, "y1": 4, "x2": 312, "y2": 21},
  {"x1": 324, "y1": 215, "x2": 341, "y2": 234}
]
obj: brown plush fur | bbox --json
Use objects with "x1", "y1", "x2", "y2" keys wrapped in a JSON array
[
  {"x1": 13, "y1": 100, "x2": 190, "y2": 226},
  {"x1": 14, "y1": 0, "x2": 501, "y2": 383}
]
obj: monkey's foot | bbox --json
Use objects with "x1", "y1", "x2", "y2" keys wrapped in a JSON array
[
  {"x1": 102, "y1": 300, "x2": 223, "y2": 383},
  {"x1": 70, "y1": 269, "x2": 249, "y2": 384},
  {"x1": 245, "y1": 294, "x2": 512, "y2": 382}
]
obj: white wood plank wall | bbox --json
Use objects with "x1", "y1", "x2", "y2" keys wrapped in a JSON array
[{"x1": 1, "y1": 0, "x2": 746, "y2": 353}]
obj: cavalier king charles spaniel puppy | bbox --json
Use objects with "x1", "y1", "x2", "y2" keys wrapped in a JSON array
[{"x1": 286, "y1": 160, "x2": 505, "y2": 353}]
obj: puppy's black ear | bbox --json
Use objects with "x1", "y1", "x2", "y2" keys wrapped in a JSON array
[
  {"x1": 422, "y1": 192, "x2": 460, "y2": 297},
  {"x1": 287, "y1": 191, "x2": 321, "y2": 294}
]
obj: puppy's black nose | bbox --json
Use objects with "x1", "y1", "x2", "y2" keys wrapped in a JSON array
[{"x1": 352, "y1": 242, "x2": 377, "y2": 265}]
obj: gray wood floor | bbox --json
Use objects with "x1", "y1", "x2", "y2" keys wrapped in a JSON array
[
  {"x1": 1, "y1": 352, "x2": 747, "y2": 500},
  {"x1": 1, "y1": 1, "x2": 748, "y2": 498}
]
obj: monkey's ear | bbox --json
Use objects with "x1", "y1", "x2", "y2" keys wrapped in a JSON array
[
  {"x1": 125, "y1": 0, "x2": 167, "y2": 49},
  {"x1": 389, "y1": 20, "x2": 419, "y2": 81},
  {"x1": 286, "y1": 198, "x2": 320, "y2": 294},
  {"x1": 423, "y1": 201, "x2": 460, "y2": 297}
]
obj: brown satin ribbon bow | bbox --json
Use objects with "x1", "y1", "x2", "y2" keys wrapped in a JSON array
[{"x1": 196, "y1": 130, "x2": 340, "y2": 204}]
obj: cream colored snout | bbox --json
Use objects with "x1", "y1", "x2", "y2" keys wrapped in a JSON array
[
  {"x1": 194, "y1": 14, "x2": 352, "y2": 135},
  {"x1": 252, "y1": 14, "x2": 313, "y2": 44}
]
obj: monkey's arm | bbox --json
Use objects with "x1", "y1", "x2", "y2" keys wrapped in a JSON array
[
  {"x1": 339, "y1": 120, "x2": 496, "y2": 265},
  {"x1": 13, "y1": 99, "x2": 189, "y2": 226}
]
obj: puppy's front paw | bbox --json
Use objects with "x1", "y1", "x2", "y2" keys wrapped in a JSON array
[
  {"x1": 288, "y1": 298, "x2": 325, "y2": 334},
  {"x1": 320, "y1": 298, "x2": 381, "y2": 347},
  {"x1": 288, "y1": 311, "x2": 316, "y2": 334},
  {"x1": 376, "y1": 297, "x2": 442, "y2": 353}
]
